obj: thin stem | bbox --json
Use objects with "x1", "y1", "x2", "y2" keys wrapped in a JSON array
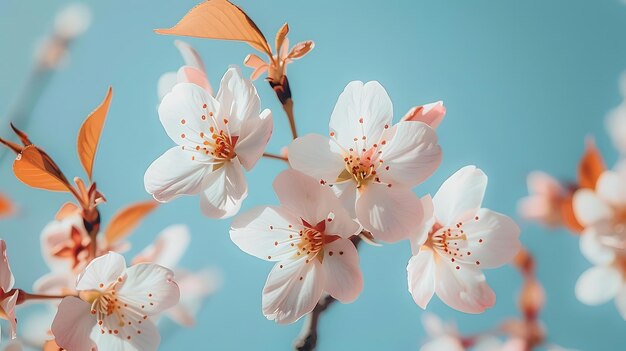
[
  {"x1": 263, "y1": 152, "x2": 288, "y2": 163},
  {"x1": 269, "y1": 75, "x2": 298, "y2": 140},
  {"x1": 283, "y1": 99, "x2": 298, "y2": 140},
  {"x1": 293, "y1": 236, "x2": 362, "y2": 351}
]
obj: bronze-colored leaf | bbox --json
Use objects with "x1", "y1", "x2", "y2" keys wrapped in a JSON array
[
  {"x1": 77, "y1": 87, "x2": 113, "y2": 180},
  {"x1": 155, "y1": 0, "x2": 272, "y2": 56},
  {"x1": 578, "y1": 138, "x2": 605, "y2": 189},
  {"x1": 287, "y1": 40, "x2": 314, "y2": 60},
  {"x1": 275, "y1": 22, "x2": 289, "y2": 53},
  {"x1": 13, "y1": 145, "x2": 71, "y2": 192},
  {"x1": 104, "y1": 201, "x2": 159, "y2": 243},
  {"x1": 560, "y1": 195, "x2": 584, "y2": 234}
]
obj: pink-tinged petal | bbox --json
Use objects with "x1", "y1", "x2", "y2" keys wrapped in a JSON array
[
  {"x1": 606, "y1": 100, "x2": 626, "y2": 155},
  {"x1": 379, "y1": 121, "x2": 442, "y2": 187},
  {"x1": 0, "y1": 290, "x2": 18, "y2": 339},
  {"x1": 573, "y1": 189, "x2": 614, "y2": 227},
  {"x1": 331, "y1": 181, "x2": 358, "y2": 218},
  {"x1": 51, "y1": 297, "x2": 97, "y2": 351},
  {"x1": 356, "y1": 184, "x2": 423, "y2": 243},
  {"x1": 250, "y1": 65, "x2": 269, "y2": 81},
  {"x1": 329, "y1": 81, "x2": 393, "y2": 150},
  {"x1": 40, "y1": 214, "x2": 89, "y2": 272},
  {"x1": 615, "y1": 286, "x2": 626, "y2": 320},
  {"x1": 322, "y1": 239, "x2": 362, "y2": 302},
  {"x1": 287, "y1": 40, "x2": 315, "y2": 60},
  {"x1": 460, "y1": 209, "x2": 521, "y2": 268},
  {"x1": 167, "y1": 268, "x2": 220, "y2": 326},
  {"x1": 273, "y1": 169, "x2": 360, "y2": 238},
  {"x1": 177, "y1": 66, "x2": 212, "y2": 96},
  {"x1": 159, "y1": 83, "x2": 219, "y2": 147},
  {"x1": 33, "y1": 272, "x2": 75, "y2": 296},
  {"x1": 0, "y1": 241, "x2": 14, "y2": 292},
  {"x1": 76, "y1": 252, "x2": 126, "y2": 291},
  {"x1": 230, "y1": 206, "x2": 300, "y2": 262},
  {"x1": 174, "y1": 40, "x2": 205, "y2": 72},
  {"x1": 433, "y1": 166, "x2": 487, "y2": 226},
  {"x1": 243, "y1": 54, "x2": 269, "y2": 80},
  {"x1": 118, "y1": 263, "x2": 180, "y2": 314},
  {"x1": 20, "y1": 308, "x2": 56, "y2": 347},
  {"x1": 580, "y1": 229, "x2": 616, "y2": 265},
  {"x1": 262, "y1": 258, "x2": 325, "y2": 324},
  {"x1": 133, "y1": 225, "x2": 190, "y2": 269},
  {"x1": 144, "y1": 146, "x2": 212, "y2": 202},
  {"x1": 407, "y1": 249, "x2": 436, "y2": 309},
  {"x1": 288, "y1": 134, "x2": 345, "y2": 185},
  {"x1": 527, "y1": 171, "x2": 564, "y2": 196},
  {"x1": 199, "y1": 160, "x2": 248, "y2": 219},
  {"x1": 411, "y1": 195, "x2": 435, "y2": 254},
  {"x1": 434, "y1": 261, "x2": 495, "y2": 313},
  {"x1": 596, "y1": 171, "x2": 626, "y2": 207},
  {"x1": 157, "y1": 72, "x2": 178, "y2": 101},
  {"x1": 235, "y1": 108, "x2": 273, "y2": 171},
  {"x1": 90, "y1": 317, "x2": 160, "y2": 351},
  {"x1": 421, "y1": 336, "x2": 464, "y2": 351},
  {"x1": 421, "y1": 313, "x2": 447, "y2": 337},
  {"x1": 575, "y1": 265, "x2": 621, "y2": 305},
  {"x1": 401, "y1": 101, "x2": 446, "y2": 129},
  {"x1": 215, "y1": 66, "x2": 260, "y2": 130}
]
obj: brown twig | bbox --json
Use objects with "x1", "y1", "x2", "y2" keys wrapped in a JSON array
[
  {"x1": 269, "y1": 75, "x2": 298, "y2": 140},
  {"x1": 293, "y1": 236, "x2": 362, "y2": 351},
  {"x1": 263, "y1": 152, "x2": 288, "y2": 163}
]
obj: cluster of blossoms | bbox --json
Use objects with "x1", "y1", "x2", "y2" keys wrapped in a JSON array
[
  {"x1": 0, "y1": 1, "x2": 527, "y2": 350},
  {"x1": 519, "y1": 73, "x2": 626, "y2": 321}
]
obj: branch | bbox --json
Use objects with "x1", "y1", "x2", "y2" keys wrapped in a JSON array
[
  {"x1": 293, "y1": 236, "x2": 362, "y2": 351},
  {"x1": 263, "y1": 152, "x2": 288, "y2": 163}
]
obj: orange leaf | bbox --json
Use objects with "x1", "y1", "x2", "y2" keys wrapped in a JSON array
[
  {"x1": 13, "y1": 146, "x2": 71, "y2": 192},
  {"x1": 104, "y1": 201, "x2": 159, "y2": 243},
  {"x1": 578, "y1": 138, "x2": 605, "y2": 189},
  {"x1": 560, "y1": 195, "x2": 584, "y2": 234},
  {"x1": 77, "y1": 87, "x2": 113, "y2": 180},
  {"x1": 155, "y1": 0, "x2": 272, "y2": 56},
  {"x1": 275, "y1": 22, "x2": 289, "y2": 53}
]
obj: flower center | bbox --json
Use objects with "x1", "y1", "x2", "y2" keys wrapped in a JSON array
[
  {"x1": 267, "y1": 216, "x2": 340, "y2": 264},
  {"x1": 179, "y1": 109, "x2": 239, "y2": 166},
  {"x1": 423, "y1": 217, "x2": 485, "y2": 269}
]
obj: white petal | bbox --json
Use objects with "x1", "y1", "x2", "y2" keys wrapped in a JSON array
[
  {"x1": 527, "y1": 171, "x2": 563, "y2": 196},
  {"x1": 329, "y1": 81, "x2": 393, "y2": 150},
  {"x1": 90, "y1": 317, "x2": 160, "y2": 351},
  {"x1": 157, "y1": 72, "x2": 178, "y2": 101},
  {"x1": 144, "y1": 146, "x2": 212, "y2": 202},
  {"x1": 230, "y1": 206, "x2": 300, "y2": 262},
  {"x1": 118, "y1": 263, "x2": 180, "y2": 314},
  {"x1": 0, "y1": 290, "x2": 18, "y2": 339},
  {"x1": 421, "y1": 336, "x2": 464, "y2": 351},
  {"x1": 0, "y1": 241, "x2": 14, "y2": 292},
  {"x1": 606, "y1": 102, "x2": 626, "y2": 155},
  {"x1": 434, "y1": 261, "x2": 495, "y2": 314},
  {"x1": 411, "y1": 195, "x2": 435, "y2": 254},
  {"x1": 575, "y1": 265, "x2": 621, "y2": 305},
  {"x1": 573, "y1": 188, "x2": 614, "y2": 227},
  {"x1": 51, "y1": 297, "x2": 97, "y2": 351},
  {"x1": 322, "y1": 239, "x2": 362, "y2": 302},
  {"x1": 580, "y1": 229, "x2": 616, "y2": 265},
  {"x1": 596, "y1": 171, "x2": 626, "y2": 207},
  {"x1": 76, "y1": 252, "x2": 126, "y2": 291},
  {"x1": 288, "y1": 134, "x2": 345, "y2": 184},
  {"x1": 615, "y1": 286, "x2": 626, "y2": 320},
  {"x1": 216, "y1": 66, "x2": 260, "y2": 131},
  {"x1": 167, "y1": 268, "x2": 220, "y2": 326},
  {"x1": 199, "y1": 160, "x2": 248, "y2": 219},
  {"x1": 273, "y1": 169, "x2": 360, "y2": 238},
  {"x1": 407, "y1": 249, "x2": 436, "y2": 309},
  {"x1": 133, "y1": 224, "x2": 190, "y2": 269},
  {"x1": 174, "y1": 40, "x2": 206, "y2": 72},
  {"x1": 235, "y1": 108, "x2": 273, "y2": 171},
  {"x1": 262, "y1": 258, "x2": 324, "y2": 324},
  {"x1": 33, "y1": 272, "x2": 75, "y2": 295},
  {"x1": 378, "y1": 121, "x2": 442, "y2": 187},
  {"x1": 158, "y1": 83, "x2": 219, "y2": 147},
  {"x1": 356, "y1": 184, "x2": 423, "y2": 243},
  {"x1": 177, "y1": 66, "x2": 212, "y2": 95},
  {"x1": 331, "y1": 181, "x2": 358, "y2": 218},
  {"x1": 433, "y1": 166, "x2": 487, "y2": 226},
  {"x1": 460, "y1": 209, "x2": 521, "y2": 268}
]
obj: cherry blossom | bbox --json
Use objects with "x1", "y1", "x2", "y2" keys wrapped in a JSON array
[
  {"x1": 144, "y1": 66, "x2": 273, "y2": 218},
  {"x1": 407, "y1": 166, "x2": 521, "y2": 313},
  {"x1": 288, "y1": 81, "x2": 442, "y2": 242},
  {"x1": 51, "y1": 252, "x2": 179, "y2": 351},
  {"x1": 230, "y1": 169, "x2": 363, "y2": 324},
  {"x1": 518, "y1": 171, "x2": 568, "y2": 227},
  {"x1": 419, "y1": 314, "x2": 465, "y2": 351},
  {"x1": 158, "y1": 40, "x2": 213, "y2": 101},
  {"x1": 0, "y1": 240, "x2": 18, "y2": 341},
  {"x1": 133, "y1": 225, "x2": 221, "y2": 326},
  {"x1": 401, "y1": 101, "x2": 446, "y2": 130}
]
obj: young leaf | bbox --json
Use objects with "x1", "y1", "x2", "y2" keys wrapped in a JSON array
[
  {"x1": 578, "y1": 138, "x2": 605, "y2": 189},
  {"x1": 13, "y1": 146, "x2": 71, "y2": 192},
  {"x1": 155, "y1": 0, "x2": 272, "y2": 56},
  {"x1": 104, "y1": 201, "x2": 158, "y2": 244},
  {"x1": 77, "y1": 87, "x2": 113, "y2": 180}
]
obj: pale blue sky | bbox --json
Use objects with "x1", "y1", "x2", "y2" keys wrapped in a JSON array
[{"x1": 1, "y1": 1, "x2": 625, "y2": 350}]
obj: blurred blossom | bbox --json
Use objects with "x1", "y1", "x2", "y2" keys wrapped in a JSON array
[
  {"x1": 401, "y1": 101, "x2": 446, "y2": 130},
  {"x1": 518, "y1": 172, "x2": 569, "y2": 227},
  {"x1": 0, "y1": 240, "x2": 18, "y2": 341},
  {"x1": 606, "y1": 72, "x2": 626, "y2": 156},
  {"x1": 158, "y1": 41, "x2": 212, "y2": 102}
]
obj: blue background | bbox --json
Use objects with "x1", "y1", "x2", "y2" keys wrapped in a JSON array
[{"x1": 0, "y1": 0, "x2": 624, "y2": 350}]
